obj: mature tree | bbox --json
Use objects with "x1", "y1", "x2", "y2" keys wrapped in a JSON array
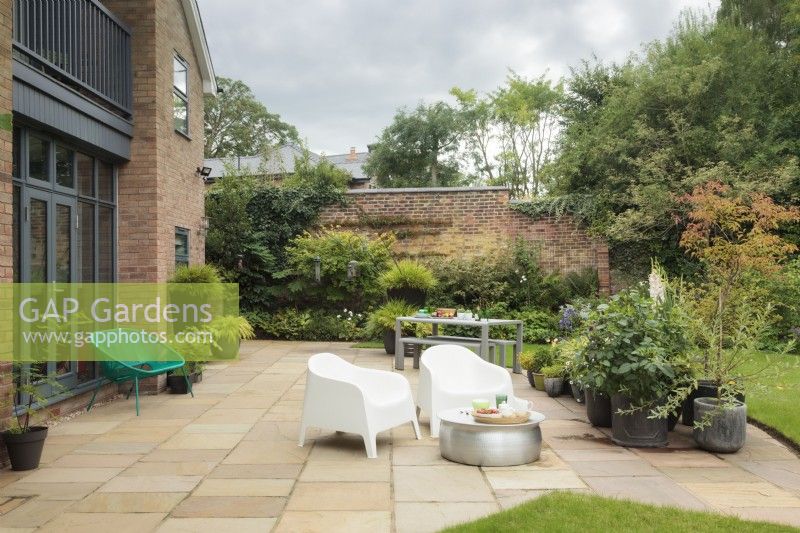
[
  {"x1": 204, "y1": 77, "x2": 300, "y2": 158},
  {"x1": 450, "y1": 87, "x2": 495, "y2": 184},
  {"x1": 548, "y1": 10, "x2": 800, "y2": 276},
  {"x1": 364, "y1": 102, "x2": 466, "y2": 188}
]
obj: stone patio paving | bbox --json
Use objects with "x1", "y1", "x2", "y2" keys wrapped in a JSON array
[{"x1": 0, "y1": 340, "x2": 799, "y2": 532}]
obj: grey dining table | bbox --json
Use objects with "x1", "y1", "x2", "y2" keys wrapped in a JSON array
[{"x1": 394, "y1": 316, "x2": 523, "y2": 372}]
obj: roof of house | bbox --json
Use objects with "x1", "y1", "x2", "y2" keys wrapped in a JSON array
[
  {"x1": 204, "y1": 146, "x2": 370, "y2": 182},
  {"x1": 181, "y1": 0, "x2": 217, "y2": 95}
]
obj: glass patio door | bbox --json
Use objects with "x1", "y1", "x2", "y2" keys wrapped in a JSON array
[{"x1": 22, "y1": 188, "x2": 79, "y2": 392}]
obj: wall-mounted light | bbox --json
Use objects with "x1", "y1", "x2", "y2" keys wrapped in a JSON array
[
  {"x1": 197, "y1": 216, "x2": 210, "y2": 237},
  {"x1": 196, "y1": 166, "x2": 212, "y2": 178},
  {"x1": 313, "y1": 256, "x2": 322, "y2": 283}
]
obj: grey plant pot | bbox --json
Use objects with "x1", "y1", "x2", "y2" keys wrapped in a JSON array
[
  {"x1": 570, "y1": 380, "x2": 585, "y2": 403},
  {"x1": 544, "y1": 377, "x2": 564, "y2": 397},
  {"x1": 611, "y1": 394, "x2": 668, "y2": 448},
  {"x1": 693, "y1": 397, "x2": 747, "y2": 453}
]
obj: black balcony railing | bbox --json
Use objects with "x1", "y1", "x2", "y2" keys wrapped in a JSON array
[{"x1": 12, "y1": 0, "x2": 133, "y2": 116}]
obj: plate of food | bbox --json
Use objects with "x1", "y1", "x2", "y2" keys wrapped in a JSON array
[{"x1": 471, "y1": 407, "x2": 531, "y2": 425}]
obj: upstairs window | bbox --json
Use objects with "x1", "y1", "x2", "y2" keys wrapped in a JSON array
[{"x1": 173, "y1": 54, "x2": 189, "y2": 135}]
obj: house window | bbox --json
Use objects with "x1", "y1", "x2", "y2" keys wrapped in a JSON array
[
  {"x1": 173, "y1": 54, "x2": 189, "y2": 135},
  {"x1": 175, "y1": 227, "x2": 190, "y2": 267}
]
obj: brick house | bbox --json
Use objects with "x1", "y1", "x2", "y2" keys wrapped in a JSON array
[{"x1": 0, "y1": 0, "x2": 216, "y2": 430}]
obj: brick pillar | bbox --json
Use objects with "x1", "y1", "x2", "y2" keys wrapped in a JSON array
[{"x1": 0, "y1": 0, "x2": 15, "y2": 457}]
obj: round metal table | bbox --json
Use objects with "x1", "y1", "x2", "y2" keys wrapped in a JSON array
[{"x1": 438, "y1": 408, "x2": 545, "y2": 467}]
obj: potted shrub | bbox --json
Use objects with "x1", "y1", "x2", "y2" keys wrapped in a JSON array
[
  {"x1": 667, "y1": 183, "x2": 800, "y2": 452},
  {"x1": 2, "y1": 365, "x2": 62, "y2": 470},
  {"x1": 560, "y1": 337, "x2": 587, "y2": 403},
  {"x1": 367, "y1": 300, "x2": 417, "y2": 354},
  {"x1": 208, "y1": 315, "x2": 256, "y2": 359},
  {"x1": 523, "y1": 345, "x2": 554, "y2": 391},
  {"x1": 570, "y1": 335, "x2": 611, "y2": 427},
  {"x1": 541, "y1": 364, "x2": 565, "y2": 397},
  {"x1": 379, "y1": 260, "x2": 437, "y2": 307},
  {"x1": 581, "y1": 285, "x2": 691, "y2": 448}
]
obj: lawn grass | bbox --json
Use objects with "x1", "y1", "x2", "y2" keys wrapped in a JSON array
[
  {"x1": 740, "y1": 350, "x2": 800, "y2": 445},
  {"x1": 441, "y1": 492, "x2": 796, "y2": 533}
]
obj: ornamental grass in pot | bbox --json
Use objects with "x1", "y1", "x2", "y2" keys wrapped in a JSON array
[
  {"x1": 379, "y1": 260, "x2": 437, "y2": 308},
  {"x1": 367, "y1": 300, "x2": 418, "y2": 355},
  {"x1": 521, "y1": 345, "x2": 555, "y2": 391},
  {"x1": 541, "y1": 364, "x2": 566, "y2": 397},
  {"x1": 2, "y1": 365, "x2": 62, "y2": 471}
]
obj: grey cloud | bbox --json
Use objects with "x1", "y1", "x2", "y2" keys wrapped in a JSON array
[{"x1": 197, "y1": 0, "x2": 718, "y2": 154}]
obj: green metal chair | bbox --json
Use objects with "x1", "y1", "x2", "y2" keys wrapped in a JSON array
[{"x1": 86, "y1": 329, "x2": 193, "y2": 415}]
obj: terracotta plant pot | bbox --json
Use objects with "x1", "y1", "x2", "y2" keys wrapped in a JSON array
[{"x1": 3, "y1": 426, "x2": 48, "y2": 471}]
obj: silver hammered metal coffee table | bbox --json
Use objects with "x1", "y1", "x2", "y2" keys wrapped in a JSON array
[{"x1": 438, "y1": 408, "x2": 546, "y2": 466}]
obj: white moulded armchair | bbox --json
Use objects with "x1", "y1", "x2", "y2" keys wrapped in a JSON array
[
  {"x1": 418, "y1": 344, "x2": 516, "y2": 437},
  {"x1": 299, "y1": 353, "x2": 421, "y2": 458}
]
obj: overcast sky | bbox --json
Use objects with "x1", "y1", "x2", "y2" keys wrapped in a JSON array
[{"x1": 197, "y1": 0, "x2": 718, "y2": 155}]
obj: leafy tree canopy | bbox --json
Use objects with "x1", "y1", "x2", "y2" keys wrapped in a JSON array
[{"x1": 204, "y1": 77, "x2": 300, "y2": 158}]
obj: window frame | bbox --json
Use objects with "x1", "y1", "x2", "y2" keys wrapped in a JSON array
[
  {"x1": 173, "y1": 53, "x2": 190, "y2": 136},
  {"x1": 175, "y1": 226, "x2": 190, "y2": 267}
]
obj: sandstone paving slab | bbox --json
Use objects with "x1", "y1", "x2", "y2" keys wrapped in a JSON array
[
  {"x1": 209, "y1": 464, "x2": 302, "y2": 479},
  {"x1": 39, "y1": 444, "x2": 84, "y2": 464},
  {"x1": 736, "y1": 461, "x2": 800, "y2": 492},
  {"x1": 584, "y1": 475, "x2": 708, "y2": 510},
  {"x1": 170, "y1": 496, "x2": 286, "y2": 518},
  {"x1": 48, "y1": 421, "x2": 122, "y2": 436},
  {"x1": 307, "y1": 435, "x2": 391, "y2": 462},
  {"x1": 393, "y1": 466, "x2": 494, "y2": 502},
  {"x1": 193, "y1": 383, "x2": 244, "y2": 395},
  {"x1": 494, "y1": 488, "x2": 592, "y2": 509},
  {"x1": 92, "y1": 427, "x2": 180, "y2": 444},
  {"x1": 159, "y1": 432, "x2": 245, "y2": 450},
  {"x1": 275, "y1": 510, "x2": 391, "y2": 533},
  {"x1": 141, "y1": 449, "x2": 228, "y2": 463},
  {"x1": 69, "y1": 492, "x2": 187, "y2": 513},
  {"x1": 681, "y1": 481, "x2": 800, "y2": 508},
  {"x1": 394, "y1": 502, "x2": 499, "y2": 533},
  {"x1": 157, "y1": 517, "x2": 278, "y2": 533},
  {"x1": 0, "y1": 482, "x2": 101, "y2": 500},
  {"x1": 51, "y1": 454, "x2": 142, "y2": 469},
  {"x1": 567, "y1": 459, "x2": 661, "y2": 477},
  {"x1": 37, "y1": 511, "x2": 167, "y2": 533},
  {"x1": 193, "y1": 478, "x2": 295, "y2": 497},
  {"x1": 554, "y1": 447, "x2": 640, "y2": 462},
  {"x1": 480, "y1": 448, "x2": 568, "y2": 471},
  {"x1": 214, "y1": 395, "x2": 281, "y2": 409},
  {"x1": 181, "y1": 423, "x2": 254, "y2": 434},
  {"x1": 391, "y1": 425, "x2": 438, "y2": 447},
  {"x1": 0, "y1": 499, "x2": 72, "y2": 528},
  {"x1": 541, "y1": 433, "x2": 615, "y2": 450},
  {"x1": 632, "y1": 448, "x2": 730, "y2": 468},
  {"x1": 483, "y1": 468, "x2": 586, "y2": 491},
  {"x1": 121, "y1": 461, "x2": 218, "y2": 476},
  {"x1": 223, "y1": 441, "x2": 311, "y2": 465},
  {"x1": 193, "y1": 408, "x2": 267, "y2": 425},
  {"x1": 721, "y1": 443, "x2": 799, "y2": 463},
  {"x1": 20, "y1": 467, "x2": 122, "y2": 484},
  {"x1": 98, "y1": 474, "x2": 202, "y2": 493},
  {"x1": 73, "y1": 441, "x2": 157, "y2": 455},
  {"x1": 720, "y1": 506, "x2": 800, "y2": 528},
  {"x1": 660, "y1": 466, "x2": 764, "y2": 483},
  {"x1": 245, "y1": 420, "x2": 320, "y2": 442},
  {"x1": 287, "y1": 482, "x2": 391, "y2": 511},
  {"x1": 392, "y1": 445, "x2": 451, "y2": 466},
  {"x1": 300, "y1": 462, "x2": 390, "y2": 482}
]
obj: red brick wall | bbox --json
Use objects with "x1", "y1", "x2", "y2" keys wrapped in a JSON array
[
  {"x1": 318, "y1": 187, "x2": 610, "y2": 293},
  {"x1": 104, "y1": 0, "x2": 206, "y2": 282},
  {"x1": 0, "y1": 0, "x2": 13, "y2": 446}
]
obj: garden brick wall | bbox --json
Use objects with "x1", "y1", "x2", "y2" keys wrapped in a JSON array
[{"x1": 318, "y1": 187, "x2": 610, "y2": 294}]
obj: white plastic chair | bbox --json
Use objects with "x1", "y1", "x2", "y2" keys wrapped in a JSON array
[
  {"x1": 418, "y1": 344, "x2": 516, "y2": 437},
  {"x1": 299, "y1": 353, "x2": 421, "y2": 458}
]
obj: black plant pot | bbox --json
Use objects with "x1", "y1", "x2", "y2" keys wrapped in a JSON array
[
  {"x1": 191, "y1": 371, "x2": 203, "y2": 384},
  {"x1": 681, "y1": 380, "x2": 745, "y2": 427},
  {"x1": 693, "y1": 397, "x2": 747, "y2": 453},
  {"x1": 668, "y1": 411, "x2": 679, "y2": 431},
  {"x1": 167, "y1": 374, "x2": 195, "y2": 394},
  {"x1": 387, "y1": 287, "x2": 426, "y2": 308},
  {"x1": 611, "y1": 394, "x2": 668, "y2": 448},
  {"x1": 570, "y1": 381, "x2": 585, "y2": 404},
  {"x1": 526, "y1": 369, "x2": 536, "y2": 388},
  {"x1": 544, "y1": 377, "x2": 564, "y2": 397},
  {"x1": 383, "y1": 329, "x2": 396, "y2": 355},
  {"x1": 3, "y1": 426, "x2": 48, "y2": 471},
  {"x1": 584, "y1": 387, "x2": 612, "y2": 428}
]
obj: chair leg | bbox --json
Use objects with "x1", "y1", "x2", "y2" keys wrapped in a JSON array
[
  {"x1": 86, "y1": 380, "x2": 103, "y2": 412},
  {"x1": 125, "y1": 383, "x2": 134, "y2": 400},
  {"x1": 184, "y1": 372, "x2": 194, "y2": 398},
  {"x1": 411, "y1": 418, "x2": 421, "y2": 440},
  {"x1": 430, "y1": 414, "x2": 441, "y2": 438},
  {"x1": 362, "y1": 432, "x2": 378, "y2": 459},
  {"x1": 499, "y1": 345, "x2": 507, "y2": 369},
  {"x1": 298, "y1": 422, "x2": 307, "y2": 447},
  {"x1": 134, "y1": 376, "x2": 140, "y2": 416}
]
